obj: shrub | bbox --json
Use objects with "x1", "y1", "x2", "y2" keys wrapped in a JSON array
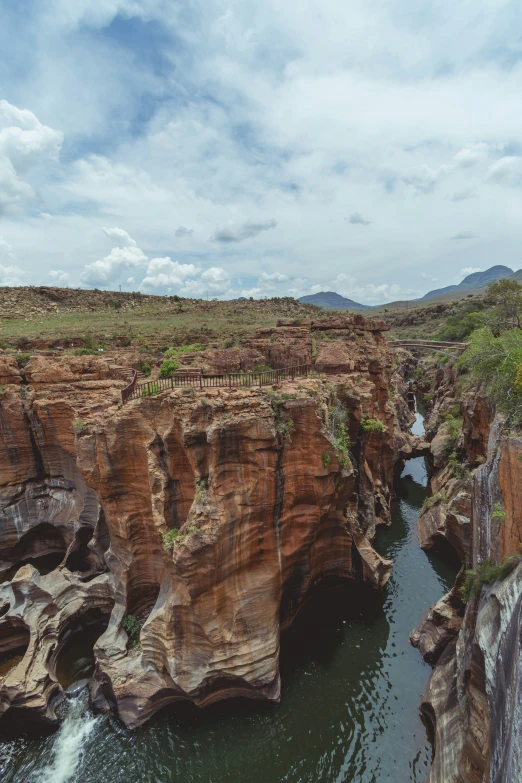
[
  {"x1": 122, "y1": 614, "x2": 141, "y2": 649},
  {"x1": 15, "y1": 353, "x2": 31, "y2": 368},
  {"x1": 442, "y1": 414, "x2": 462, "y2": 451},
  {"x1": 139, "y1": 360, "x2": 151, "y2": 377},
  {"x1": 162, "y1": 528, "x2": 184, "y2": 552},
  {"x1": 422, "y1": 491, "x2": 446, "y2": 510},
  {"x1": 195, "y1": 478, "x2": 208, "y2": 502},
  {"x1": 159, "y1": 359, "x2": 179, "y2": 378},
  {"x1": 72, "y1": 348, "x2": 97, "y2": 356},
  {"x1": 491, "y1": 503, "x2": 507, "y2": 525},
  {"x1": 72, "y1": 417, "x2": 87, "y2": 434},
  {"x1": 457, "y1": 327, "x2": 522, "y2": 424},
  {"x1": 223, "y1": 338, "x2": 235, "y2": 348},
  {"x1": 461, "y1": 554, "x2": 522, "y2": 603},
  {"x1": 447, "y1": 451, "x2": 470, "y2": 480},
  {"x1": 164, "y1": 343, "x2": 202, "y2": 357},
  {"x1": 361, "y1": 418, "x2": 385, "y2": 433},
  {"x1": 322, "y1": 453, "x2": 331, "y2": 468}
]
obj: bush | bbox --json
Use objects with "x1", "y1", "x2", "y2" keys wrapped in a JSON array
[
  {"x1": 461, "y1": 554, "x2": 521, "y2": 603},
  {"x1": 122, "y1": 614, "x2": 141, "y2": 648},
  {"x1": 139, "y1": 360, "x2": 151, "y2": 377},
  {"x1": 159, "y1": 359, "x2": 179, "y2": 378},
  {"x1": 72, "y1": 348, "x2": 97, "y2": 356},
  {"x1": 164, "y1": 343, "x2": 202, "y2": 357},
  {"x1": 457, "y1": 327, "x2": 522, "y2": 424},
  {"x1": 15, "y1": 353, "x2": 31, "y2": 368},
  {"x1": 322, "y1": 453, "x2": 331, "y2": 468},
  {"x1": 162, "y1": 528, "x2": 185, "y2": 553},
  {"x1": 72, "y1": 417, "x2": 87, "y2": 434},
  {"x1": 491, "y1": 503, "x2": 507, "y2": 525},
  {"x1": 194, "y1": 479, "x2": 208, "y2": 503},
  {"x1": 361, "y1": 418, "x2": 385, "y2": 433}
]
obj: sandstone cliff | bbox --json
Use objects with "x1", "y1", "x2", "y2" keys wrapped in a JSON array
[
  {"x1": 0, "y1": 318, "x2": 413, "y2": 731},
  {"x1": 409, "y1": 356, "x2": 522, "y2": 782}
]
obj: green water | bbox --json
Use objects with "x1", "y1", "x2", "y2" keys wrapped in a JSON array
[{"x1": 0, "y1": 412, "x2": 457, "y2": 783}]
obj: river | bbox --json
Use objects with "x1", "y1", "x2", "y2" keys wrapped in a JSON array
[{"x1": 0, "y1": 409, "x2": 457, "y2": 783}]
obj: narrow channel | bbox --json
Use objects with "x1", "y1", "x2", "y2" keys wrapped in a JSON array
[{"x1": 0, "y1": 407, "x2": 457, "y2": 783}]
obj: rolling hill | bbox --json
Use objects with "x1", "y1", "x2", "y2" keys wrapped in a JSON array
[
  {"x1": 420, "y1": 265, "x2": 513, "y2": 300},
  {"x1": 297, "y1": 291, "x2": 371, "y2": 311}
]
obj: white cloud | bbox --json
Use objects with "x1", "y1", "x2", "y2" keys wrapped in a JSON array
[
  {"x1": 0, "y1": 237, "x2": 27, "y2": 285},
  {"x1": 140, "y1": 257, "x2": 199, "y2": 290},
  {"x1": 487, "y1": 156, "x2": 522, "y2": 187},
  {"x1": 453, "y1": 142, "x2": 502, "y2": 168},
  {"x1": 0, "y1": 100, "x2": 62, "y2": 216},
  {"x1": 102, "y1": 226, "x2": 137, "y2": 247},
  {"x1": 81, "y1": 228, "x2": 148, "y2": 286},
  {"x1": 421, "y1": 272, "x2": 438, "y2": 282},
  {"x1": 48, "y1": 269, "x2": 70, "y2": 284},
  {"x1": 460, "y1": 266, "x2": 481, "y2": 277}
]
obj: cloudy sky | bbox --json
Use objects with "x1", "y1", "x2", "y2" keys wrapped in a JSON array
[{"x1": 1, "y1": 0, "x2": 522, "y2": 303}]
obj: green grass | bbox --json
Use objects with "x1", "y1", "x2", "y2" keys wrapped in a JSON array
[{"x1": 0, "y1": 293, "x2": 320, "y2": 349}]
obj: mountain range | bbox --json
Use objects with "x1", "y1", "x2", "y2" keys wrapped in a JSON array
[{"x1": 299, "y1": 265, "x2": 516, "y2": 311}]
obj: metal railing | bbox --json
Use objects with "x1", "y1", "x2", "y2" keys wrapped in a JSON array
[{"x1": 122, "y1": 364, "x2": 353, "y2": 403}]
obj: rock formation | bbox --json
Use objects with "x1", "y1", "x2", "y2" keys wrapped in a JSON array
[
  {"x1": 0, "y1": 316, "x2": 414, "y2": 732},
  {"x1": 409, "y1": 354, "x2": 522, "y2": 782}
]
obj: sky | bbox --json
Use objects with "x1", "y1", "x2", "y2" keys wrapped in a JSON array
[{"x1": 1, "y1": 0, "x2": 522, "y2": 304}]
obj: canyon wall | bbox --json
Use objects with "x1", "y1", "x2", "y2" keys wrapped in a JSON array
[
  {"x1": 410, "y1": 357, "x2": 522, "y2": 782},
  {"x1": 0, "y1": 317, "x2": 414, "y2": 731}
]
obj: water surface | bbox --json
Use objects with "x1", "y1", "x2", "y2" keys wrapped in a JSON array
[{"x1": 0, "y1": 410, "x2": 457, "y2": 783}]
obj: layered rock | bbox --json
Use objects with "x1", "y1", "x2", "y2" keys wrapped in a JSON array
[
  {"x1": 0, "y1": 329, "x2": 414, "y2": 732},
  {"x1": 409, "y1": 354, "x2": 522, "y2": 782}
]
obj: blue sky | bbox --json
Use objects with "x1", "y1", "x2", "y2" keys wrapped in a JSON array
[{"x1": 1, "y1": 0, "x2": 522, "y2": 303}]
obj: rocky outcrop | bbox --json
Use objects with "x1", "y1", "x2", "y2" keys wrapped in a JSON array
[
  {"x1": 411, "y1": 356, "x2": 522, "y2": 782},
  {"x1": 0, "y1": 329, "x2": 414, "y2": 732}
]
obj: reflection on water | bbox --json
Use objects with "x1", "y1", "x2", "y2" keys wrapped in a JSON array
[{"x1": 0, "y1": 410, "x2": 457, "y2": 783}]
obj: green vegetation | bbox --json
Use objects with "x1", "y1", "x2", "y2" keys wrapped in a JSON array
[
  {"x1": 442, "y1": 414, "x2": 463, "y2": 451},
  {"x1": 159, "y1": 359, "x2": 179, "y2": 378},
  {"x1": 72, "y1": 348, "x2": 98, "y2": 356},
  {"x1": 491, "y1": 503, "x2": 507, "y2": 525},
  {"x1": 139, "y1": 360, "x2": 151, "y2": 377},
  {"x1": 15, "y1": 353, "x2": 31, "y2": 368},
  {"x1": 322, "y1": 453, "x2": 331, "y2": 468},
  {"x1": 162, "y1": 528, "x2": 185, "y2": 552},
  {"x1": 484, "y1": 278, "x2": 522, "y2": 332},
  {"x1": 461, "y1": 553, "x2": 522, "y2": 603},
  {"x1": 360, "y1": 418, "x2": 386, "y2": 433},
  {"x1": 457, "y1": 326, "x2": 522, "y2": 424},
  {"x1": 422, "y1": 490, "x2": 446, "y2": 510},
  {"x1": 436, "y1": 301, "x2": 486, "y2": 341},
  {"x1": 194, "y1": 478, "x2": 209, "y2": 502},
  {"x1": 447, "y1": 451, "x2": 469, "y2": 480},
  {"x1": 72, "y1": 417, "x2": 87, "y2": 434},
  {"x1": 164, "y1": 343, "x2": 203, "y2": 357},
  {"x1": 122, "y1": 614, "x2": 142, "y2": 648},
  {"x1": 141, "y1": 382, "x2": 161, "y2": 397},
  {"x1": 268, "y1": 391, "x2": 298, "y2": 443}
]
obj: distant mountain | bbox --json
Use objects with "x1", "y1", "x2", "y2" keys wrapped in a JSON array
[
  {"x1": 298, "y1": 291, "x2": 371, "y2": 311},
  {"x1": 421, "y1": 265, "x2": 513, "y2": 301}
]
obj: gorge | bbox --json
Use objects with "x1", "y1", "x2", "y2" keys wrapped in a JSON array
[{"x1": 0, "y1": 309, "x2": 520, "y2": 782}]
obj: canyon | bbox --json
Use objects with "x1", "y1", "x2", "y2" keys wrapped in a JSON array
[
  {"x1": 0, "y1": 309, "x2": 520, "y2": 783},
  {"x1": 0, "y1": 315, "x2": 417, "y2": 734}
]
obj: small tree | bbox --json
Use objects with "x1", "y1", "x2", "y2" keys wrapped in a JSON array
[
  {"x1": 485, "y1": 279, "x2": 522, "y2": 332},
  {"x1": 159, "y1": 359, "x2": 179, "y2": 378}
]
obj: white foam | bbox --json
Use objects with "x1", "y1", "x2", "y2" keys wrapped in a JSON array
[{"x1": 32, "y1": 694, "x2": 99, "y2": 783}]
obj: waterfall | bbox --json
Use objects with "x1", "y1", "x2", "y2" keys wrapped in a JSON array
[{"x1": 30, "y1": 689, "x2": 99, "y2": 783}]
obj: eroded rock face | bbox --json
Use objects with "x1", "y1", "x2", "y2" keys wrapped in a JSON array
[
  {"x1": 415, "y1": 366, "x2": 522, "y2": 782},
  {"x1": 0, "y1": 337, "x2": 414, "y2": 731}
]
